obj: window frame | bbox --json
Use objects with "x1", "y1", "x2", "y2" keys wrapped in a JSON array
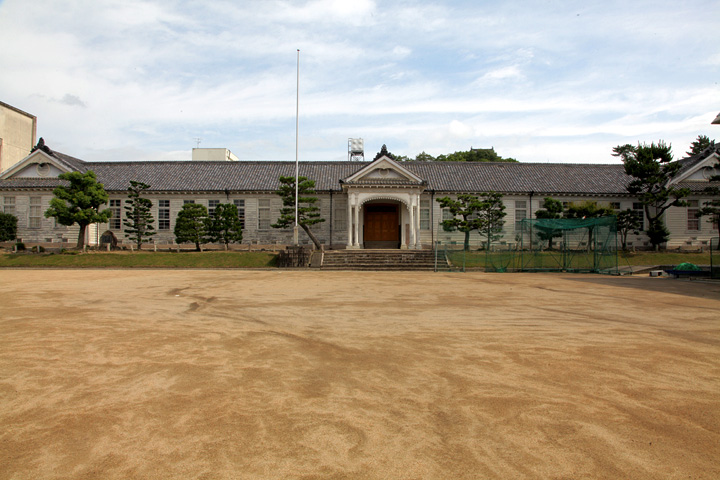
[
  {"x1": 3, "y1": 196, "x2": 15, "y2": 216},
  {"x1": 109, "y1": 199, "x2": 121, "y2": 230},
  {"x1": 258, "y1": 199, "x2": 271, "y2": 230},
  {"x1": 687, "y1": 200, "x2": 700, "y2": 231},
  {"x1": 233, "y1": 199, "x2": 245, "y2": 229},
  {"x1": 29, "y1": 196, "x2": 42, "y2": 229},
  {"x1": 158, "y1": 199, "x2": 170, "y2": 230}
]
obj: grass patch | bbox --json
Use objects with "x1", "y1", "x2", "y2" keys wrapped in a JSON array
[{"x1": 0, "y1": 251, "x2": 278, "y2": 268}]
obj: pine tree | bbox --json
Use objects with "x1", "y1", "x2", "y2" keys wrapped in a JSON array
[
  {"x1": 271, "y1": 176, "x2": 325, "y2": 249},
  {"x1": 0, "y1": 212, "x2": 17, "y2": 242},
  {"x1": 436, "y1": 194, "x2": 484, "y2": 251},
  {"x1": 174, "y1": 203, "x2": 208, "y2": 251},
  {"x1": 534, "y1": 197, "x2": 563, "y2": 249},
  {"x1": 206, "y1": 203, "x2": 243, "y2": 248},
  {"x1": 616, "y1": 209, "x2": 641, "y2": 251},
  {"x1": 475, "y1": 192, "x2": 506, "y2": 251},
  {"x1": 44, "y1": 171, "x2": 112, "y2": 249},
  {"x1": 123, "y1": 181, "x2": 156, "y2": 250},
  {"x1": 612, "y1": 141, "x2": 689, "y2": 249}
]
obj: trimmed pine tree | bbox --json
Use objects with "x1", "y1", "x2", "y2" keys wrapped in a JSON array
[{"x1": 123, "y1": 181, "x2": 156, "y2": 250}]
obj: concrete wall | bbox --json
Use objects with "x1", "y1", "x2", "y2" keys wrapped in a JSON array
[{"x1": 0, "y1": 102, "x2": 37, "y2": 174}]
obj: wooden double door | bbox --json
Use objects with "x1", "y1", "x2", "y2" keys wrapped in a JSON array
[{"x1": 364, "y1": 204, "x2": 400, "y2": 248}]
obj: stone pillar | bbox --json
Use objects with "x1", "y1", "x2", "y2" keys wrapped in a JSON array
[
  {"x1": 414, "y1": 195, "x2": 420, "y2": 248},
  {"x1": 353, "y1": 201, "x2": 361, "y2": 247},
  {"x1": 409, "y1": 200, "x2": 416, "y2": 248},
  {"x1": 347, "y1": 199, "x2": 353, "y2": 248}
]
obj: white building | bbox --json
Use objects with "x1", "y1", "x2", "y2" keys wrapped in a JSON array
[{"x1": 1, "y1": 140, "x2": 719, "y2": 250}]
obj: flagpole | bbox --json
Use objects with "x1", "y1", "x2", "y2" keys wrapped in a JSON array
[{"x1": 293, "y1": 48, "x2": 300, "y2": 246}]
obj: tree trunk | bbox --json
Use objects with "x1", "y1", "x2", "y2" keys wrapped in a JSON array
[
  {"x1": 464, "y1": 230, "x2": 470, "y2": 251},
  {"x1": 301, "y1": 224, "x2": 322, "y2": 250},
  {"x1": 77, "y1": 224, "x2": 87, "y2": 249}
]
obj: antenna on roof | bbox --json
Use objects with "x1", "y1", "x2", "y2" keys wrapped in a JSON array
[{"x1": 194, "y1": 138, "x2": 202, "y2": 148}]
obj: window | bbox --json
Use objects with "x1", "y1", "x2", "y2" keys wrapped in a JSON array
[
  {"x1": 158, "y1": 199, "x2": 170, "y2": 230},
  {"x1": 3, "y1": 196, "x2": 15, "y2": 216},
  {"x1": 333, "y1": 205, "x2": 347, "y2": 230},
  {"x1": 632, "y1": 202, "x2": 645, "y2": 230},
  {"x1": 609, "y1": 202, "x2": 621, "y2": 210},
  {"x1": 441, "y1": 208, "x2": 453, "y2": 222},
  {"x1": 109, "y1": 199, "x2": 121, "y2": 230},
  {"x1": 208, "y1": 199, "x2": 219, "y2": 217},
  {"x1": 183, "y1": 199, "x2": 195, "y2": 205},
  {"x1": 258, "y1": 199, "x2": 271, "y2": 230},
  {"x1": 29, "y1": 197, "x2": 42, "y2": 228},
  {"x1": 420, "y1": 199, "x2": 430, "y2": 230},
  {"x1": 687, "y1": 200, "x2": 699, "y2": 231},
  {"x1": 515, "y1": 200, "x2": 527, "y2": 231},
  {"x1": 233, "y1": 199, "x2": 245, "y2": 229}
]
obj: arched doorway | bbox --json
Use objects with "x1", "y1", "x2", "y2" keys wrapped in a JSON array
[
  {"x1": 100, "y1": 230, "x2": 118, "y2": 250},
  {"x1": 363, "y1": 203, "x2": 400, "y2": 249}
]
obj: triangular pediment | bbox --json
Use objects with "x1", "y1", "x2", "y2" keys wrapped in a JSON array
[
  {"x1": 0, "y1": 150, "x2": 75, "y2": 180},
  {"x1": 672, "y1": 149, "x2": 720, "y2": 183},
  {"x1": 343, "y1": 156, "x2": 425, "y2": 186}
]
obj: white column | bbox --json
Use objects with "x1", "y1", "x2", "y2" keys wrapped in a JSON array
[
  {"x1": 409, "y1": 200, "x2": 416, "y2": 248},
  {"x1": 347, "y1": 199, "x2": 352, "y2": 248},
  {"x1": 414, "y1": 195, "x2": 421, "y2": 248},
  {"x1": 354, "y1": 200, "x2": 360, "y2": 247}
]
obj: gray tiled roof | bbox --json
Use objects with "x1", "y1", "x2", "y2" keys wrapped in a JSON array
[
  {"x1": 403, "y1": 162, "x2": 631, "y2": 195},
  {"x1": 676, "y1": 181, "x2": 720, "y2": 193},
  {"x1": 88, "y1": 160, "x2": 635, "y2": 195},
  {"x1": 676, "y1": 143, "x2": 720, "y2": 178},
  {"x1": 1, "y1": 157, "x2": 638, "y2": 195},
  {"x1": 53, "y1": 152, "x2": 88, "y2": 173}
]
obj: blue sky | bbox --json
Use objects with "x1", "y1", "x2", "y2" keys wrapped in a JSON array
[{"x1": 1, "y1": 0, "x2": 718, "y2": 163}]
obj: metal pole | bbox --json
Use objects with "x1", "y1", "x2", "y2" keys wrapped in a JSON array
[{"x1": 294, "y1": 49, "x2": 300, "y2": 245}]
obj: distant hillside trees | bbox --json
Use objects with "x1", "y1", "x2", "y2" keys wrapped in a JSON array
[{"x1": 373, "y1": 145, "x2": 517, "y2": 162}]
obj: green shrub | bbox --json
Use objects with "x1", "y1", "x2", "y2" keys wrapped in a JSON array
[{"x1": 15, "y1": 242, "x2": 25, "y2": 251}]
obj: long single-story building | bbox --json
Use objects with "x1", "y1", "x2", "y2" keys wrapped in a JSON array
[{"x1": 1, "y1": 141, "x2": 719, "y2": 250}]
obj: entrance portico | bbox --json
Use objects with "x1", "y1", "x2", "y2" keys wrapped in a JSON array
[{"x1": 341, "y1": 156, "x2": 426, "y2": 249}]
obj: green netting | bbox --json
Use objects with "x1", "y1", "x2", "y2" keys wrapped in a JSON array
[
  {"x1": 675, "y1": 262, "x2": 701, "y2": 271},
  {"x1": 518, "y1": 217, "x2": 618, "y2": 273},
  {"x1": 434, "y1": 216, "x2": 619, "y2": 274}
]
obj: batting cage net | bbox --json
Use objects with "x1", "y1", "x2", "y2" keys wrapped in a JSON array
[
  {"x1": 514, "y1": 217, "x2": 618, "y2": 274},
  {"x1": 435, "y1": 216, "x2": 618, "y2": 274}
]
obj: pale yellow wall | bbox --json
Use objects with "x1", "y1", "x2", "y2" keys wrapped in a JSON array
[{"x1": 0, "y1": 102, "x2": 37, "y2": 173}]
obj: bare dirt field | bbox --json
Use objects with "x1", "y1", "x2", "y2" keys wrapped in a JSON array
[{"x1": 1, "y1": 270, "x2": 719, "y2": 480}]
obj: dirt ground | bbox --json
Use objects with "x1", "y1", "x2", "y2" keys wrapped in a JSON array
[{"x1": 0, "y1": 270, "x2": 719, "y2": 480}]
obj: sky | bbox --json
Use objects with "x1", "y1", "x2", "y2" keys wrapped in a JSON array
[{"x1": 1, "y1": 0, "x2": 719, "y2": 164}]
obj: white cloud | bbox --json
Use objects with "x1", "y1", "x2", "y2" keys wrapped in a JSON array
[{"x1": 1, "y1": 0, "x2": 719, "y2": 163}]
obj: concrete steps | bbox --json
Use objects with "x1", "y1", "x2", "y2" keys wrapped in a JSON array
[{"x1": 321, "y1": 249, "x2": 440, "y2": 271}]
